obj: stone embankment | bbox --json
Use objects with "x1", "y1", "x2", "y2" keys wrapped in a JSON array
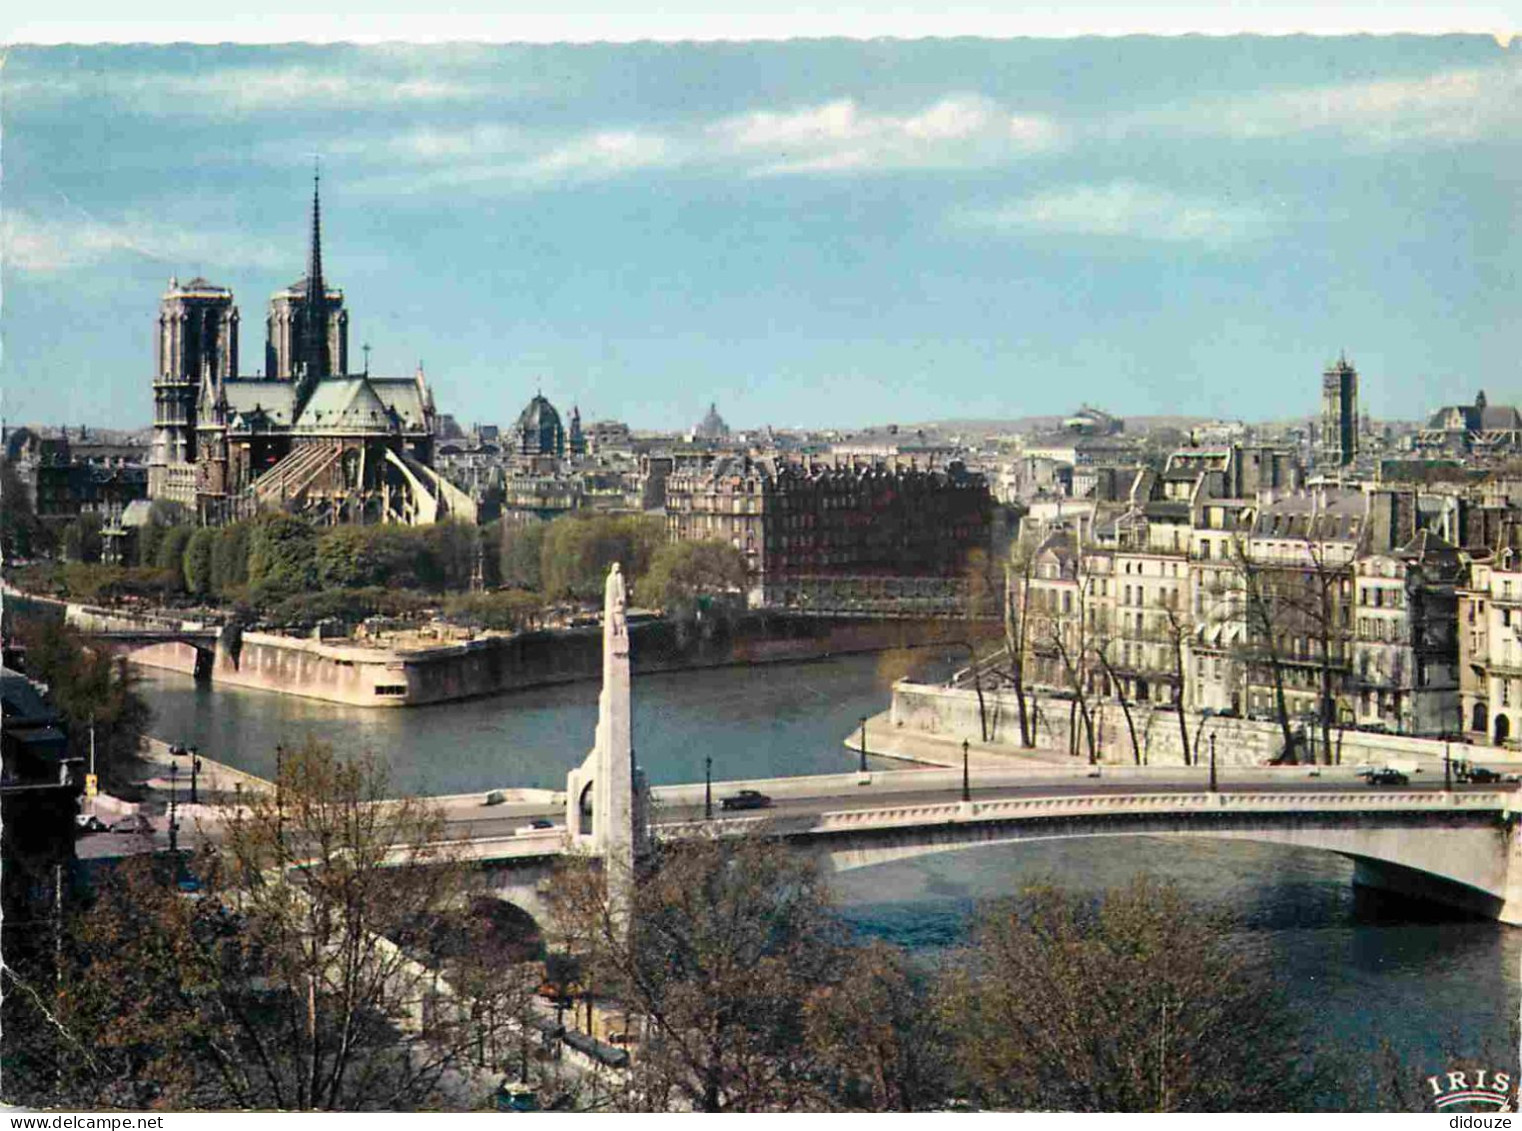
[
  {"x1": 884, "y1": 679, "x2": 1522, "y2": 771},
  {"x1": 29, "y1": 587, "x2": 970, "y2": 709}
]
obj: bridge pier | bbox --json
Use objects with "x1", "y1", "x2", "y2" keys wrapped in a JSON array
[{"x1": 192, "y1": 647, "x2": 215, "y2": 682}]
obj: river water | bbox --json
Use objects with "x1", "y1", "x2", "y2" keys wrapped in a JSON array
[{"x1": 135, "y1": 655, "x2": 1519, "y2": 1109}]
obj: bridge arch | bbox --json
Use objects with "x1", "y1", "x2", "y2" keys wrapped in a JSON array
[{"x1": 802, "y1": 796, "x2": 1520, "y2": 923}]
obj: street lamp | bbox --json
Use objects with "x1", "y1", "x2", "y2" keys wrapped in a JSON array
[
  {"x1": 168, "y1": 762, "x2": 180, "y2": 855},
  {"x1": 1444, "y1": 741, "x2": 1452, "y2": 791},
  {"x1": 190, "y1": 746, "x2": 201, "y2": 805},
  {"x1": 961, "y1": 739, "x2": 971, "y2": 803},
  {"x1": 859, "y1": 716, "x2": 869, "y2": 773},
  {"x1": 1209, "y1": 734, "x2": 1218, "y2": 794},
  {"x1": 704, "y1": 755, "x2": 713, "y2": 820}
]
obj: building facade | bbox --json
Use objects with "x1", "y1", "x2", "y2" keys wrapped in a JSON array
[{"x1": 665, "y1": 457, "x2": 994, "y2": 609}]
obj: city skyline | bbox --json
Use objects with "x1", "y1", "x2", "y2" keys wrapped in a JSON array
[{"x1": 3, "y1": 36, "x2": 1518, "y2": 431}]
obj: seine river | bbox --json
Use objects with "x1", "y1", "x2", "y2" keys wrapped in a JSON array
[{"x1": 136, "y1": 655, "x2": 1518, "y2": 1109}]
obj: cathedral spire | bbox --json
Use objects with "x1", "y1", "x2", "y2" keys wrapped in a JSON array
[{"x1": 297, "y1": 160, "x2": 332, "y2": 382}]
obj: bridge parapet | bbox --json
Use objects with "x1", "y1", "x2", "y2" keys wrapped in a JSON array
[{"x1": 814, "y1": 790, "x2": 1514, "y2": 832}]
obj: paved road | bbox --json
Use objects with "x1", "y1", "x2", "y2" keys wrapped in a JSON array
[
  {"x1": 432, "y1": 773, "x2": 1515, "y2": 842},
  {"x1": 81, "y1": 768, "x2": 1515, "y2": 858}
]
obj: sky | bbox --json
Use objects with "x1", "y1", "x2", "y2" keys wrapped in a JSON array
[{"x1": 2, "y1": 33, "x2": 1520, "y2": 433}]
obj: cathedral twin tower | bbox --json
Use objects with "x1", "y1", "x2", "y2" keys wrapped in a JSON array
[{"x1": 147, "y1": 177, "x2": 467, "y2": 527}]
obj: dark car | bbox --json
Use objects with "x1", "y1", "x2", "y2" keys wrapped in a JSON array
[
  {"x1": 1367, "y1": 768, "x2": 1409, "y2": 786},
  {"x1": 720, "y1": 789, "x2": 773, "y2": 812},
  {"x1": 1461, "y1": 766, "x2": 1502, "y2": 784},
  {"x1": 529, "y1": 818, "x2": 555, "y2": 830}
]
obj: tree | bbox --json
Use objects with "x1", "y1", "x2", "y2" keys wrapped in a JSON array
[
  {"x1": 62, "y1": 512, "x2": 104, "y2": 564},
  {"x1": 1227, "y1": 522, "x2": 1356, "y2": 765},
  {"x1": 637, "y1": 540, "x2": 747, "y2": 613},
  {"x1": 804, "y1": 941, "x2": 952, "y2": 1111},
  {"x1": 211, "y1": 520, "x2": 254, "y2": 599},
  {"x1": 498, "y1": 522, "x2": 546, "y2": 592},
  {"x1": 21, "y1": 741, "x2": 534, "y2": 1111},
  {"x1": 246, "y1": 514, "x2": 318, "y2": 601},
  {"x1": 550, "y1": 832, "x2": 844, "y2": 1112},
  {"x1": 443, "y1": 589, "x2": 543, "y2": 631},
  {"x1": 938, "y1": 875, "x2": 1318, "y2": 1112},
  {"x1": 1000, "y1": 541, "x2": 1038, "y2": 748},
  {"x1": 14, "y1": 617, "x2": 150, "y2": 793},
  {"x1": 155, "y1": 525, "x2": 194, "y2": 590},
  {"x1": 315, "y1": 526, "x2": 412, "y2": 590},
  {"x1": 1090, "y1": 621, "x2": 1145, "y2": 765},
  {"x1": 183, "y1": 527, "x2": 217, "y2": 597},
  {"x1": 0, "y1": 459, "x2": 50, "y2": 561},
  {"x1": 540, "y1": 514, "x2": 665, "y2": 602},
  {"x1": 420, "y1": 519, "x2": 479, "y2": 592}
]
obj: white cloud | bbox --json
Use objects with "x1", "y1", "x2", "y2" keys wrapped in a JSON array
[
  {"x1": 3, "y1": 209, "x2": 287, "y2": 274},
  {"x1": 523, "y1": 130, "x2": 673, "y2": 181},
  {"x1": 1118, "y1": 65, "x2": 1521, "y2": 147},
  {"x1": 713, "y1": 94, "x2": 1062, "y2": 175},
  {"x1": 957, "y1": 182, "x2": 1277, "y2": 246},
  {"x1": 6, "y1": 63, "x2": 520, "y2": 117},
  {"x1": 339, "y1": 92, "x2": 1058, "y2": 192}
]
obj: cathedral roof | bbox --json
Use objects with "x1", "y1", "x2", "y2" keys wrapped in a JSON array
[
  {"x1": 1425, "y1": 392, "x2": 1522, "y2": 432},
  {"x1": 368, "y1": 377, "x2": 431, "y2": 431},
  {"x1": 295, "y1": 377, "x2": 396, "y2": 433},
  {"x1": 221, "y1": 380, "x2": 297, "y2": 428}
]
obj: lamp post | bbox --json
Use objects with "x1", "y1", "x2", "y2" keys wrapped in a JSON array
[
  {"x1": 190, "y1": 747, "x2": 201, "y2": 805},
  {"x1": 961, "y1": 739, "x2": 971, "y2": 803},
  {"x1": 858, "y1": 716, "x2": 869, "y2": 773},
  {"x1": 1444, "y1": 741, "x2": 1452, "y2": 791},
  {"x1": 1209, "y1": 734, "x2": 1218, "y2": 794},
  {"x1": 704, "y1": 755, "x2": 713, "y2": 820},
  {"x1": 168, "y1": 762, "x2": 180, "y2": 855}
]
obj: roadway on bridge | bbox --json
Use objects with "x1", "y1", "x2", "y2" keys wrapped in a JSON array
[
  {"x1": 432, "y1": 773, "x2": 1516, "y2": 842},
  {"x1": 81, "y1": 766, "x2": 1516, "y2": 858}
]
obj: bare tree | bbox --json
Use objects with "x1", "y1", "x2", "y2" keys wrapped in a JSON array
[
  {"x1": 27, "y1": 740, "x2": 530, "y2": 1111},
  {"x1": 937, "y1": 875, "x2": 1324, "y2": 1112},
  {"x1": 1089, "y1": 619, "x2": 1145, "y2": 766},
  {"x1": 1158, "y1": 601, "x2": 1195, "y2": 766},
  {"x1": 1227, "y1": 536, "x2": 1300, "y2": 763},
  {"x1": 548, "y1": 831, "x2": 844, "y2": 1113},
  {"x1": 1000, "y1": 542, "x2": 1038, "y2": 748}
]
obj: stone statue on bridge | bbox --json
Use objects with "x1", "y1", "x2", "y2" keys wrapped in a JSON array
[{"x1": 565, "y1": 563, "x2": 648, "y2": 924}]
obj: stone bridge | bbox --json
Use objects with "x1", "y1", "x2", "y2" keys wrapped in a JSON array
[{"x1": 458, "y1": 785, "x2": 1522, "y2": 926}]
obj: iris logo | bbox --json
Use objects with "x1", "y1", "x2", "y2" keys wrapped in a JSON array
[{"x1": 1427, "y1": 1069, "x2": 1513, "y2": 1111}]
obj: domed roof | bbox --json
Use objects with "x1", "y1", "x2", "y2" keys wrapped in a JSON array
[
  {"x1": 518, "y1": 393, "x2": 563, "y2": 434},
  {"x1": 516, "y1": 393, "x2": 566, "y2": 457}
]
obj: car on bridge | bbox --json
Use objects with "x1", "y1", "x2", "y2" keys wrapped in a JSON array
[
  {"x1": 720, "y1": 789, "x2": 773, "y2": 812},
  {"x1": 1458, "y1": 765, "x2": 1502, "y2": 784},
  {"x1": 1365, "y1": 768, "x2": 1409, "y2": 786}
]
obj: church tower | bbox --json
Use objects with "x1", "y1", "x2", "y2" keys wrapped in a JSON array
[
  {"x1": 1319, "y1": 354, "x2": 1359, "y2": 468},
  {"x1": 149, "y1": 276, "x2": 238, "y2": 503},
  {"x1": 266, "y1": 171, "x2": 348, "y2": 396}
]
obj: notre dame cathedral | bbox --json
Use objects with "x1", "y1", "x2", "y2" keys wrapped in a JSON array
[{"x1": 148, "y1": 176, "x2": 475, "y2": 527}]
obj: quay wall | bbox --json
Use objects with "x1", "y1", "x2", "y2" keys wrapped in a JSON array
[
  {"x1": 890, "y1": 681, "x2": 1478, "y2": 768},
  {"x1": 105, "y1": 611, "x2": 969, "y2": 708}
]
